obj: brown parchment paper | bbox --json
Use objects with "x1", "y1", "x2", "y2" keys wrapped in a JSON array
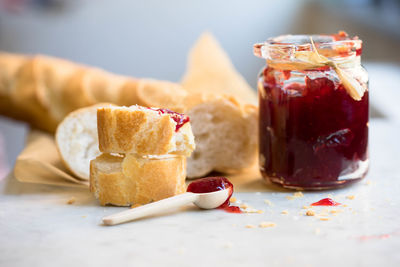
[
  {"x1": 14, "y1": 130, "x2": 89, "y2": 188},
  {"x1": 13, "y1": 130, "x2": 281, "y2": 192}
]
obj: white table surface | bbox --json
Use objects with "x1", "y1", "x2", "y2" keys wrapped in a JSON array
[{"x1": 1, "y1": 63, "x2": 400, "y2": 267}]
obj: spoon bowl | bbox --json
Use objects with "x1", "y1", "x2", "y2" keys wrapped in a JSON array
[{"x1": 193, "y1": 189, "x2": 231, "y2": 209}]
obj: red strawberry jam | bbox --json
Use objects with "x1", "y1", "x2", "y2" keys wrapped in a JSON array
[
  {"x1": 187, "y1": 177, "x2": 241, "y2": 213},
  {"x1": 311, "y1": 198, "x2": 341, "y2": 206},
  {"x1": 146, "y1": 107, "x2": 190, "y2": 131},
  {"x1": 259, "y1": 70, "x2": 368, "y2": 189}
]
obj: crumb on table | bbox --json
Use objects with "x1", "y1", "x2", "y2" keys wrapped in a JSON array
[
  {"x1": 286, "y1": 191, "x2": 304, "y2": 200},
  {"x1": 294, "y1": 192, "x2": 304, "y2": 198},
  {"x1": 66, "y1": 197, "x2": 76, "y2": 205},
  {"x1": 306, "y1": 210, "x2": 315, "y2": 216},
  {"x1": 319, "y1": 217, "x2": 330, "y2": 221},
  {"x1": 240, "y1": 203, "x2": 249, "y2": 209},
  {"x1": 330, "y1": 209, "x2": 342, "y2": 214},
  {"x1": 259, "y1": 222, "x2": 276, "y2": 228},
  {"x1": 264, "y1": 199, "x2": 273, "y2": 206}
]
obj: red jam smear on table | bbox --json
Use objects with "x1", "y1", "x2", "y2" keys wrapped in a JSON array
[
  {"x1": 222, "y1": 205, "x2": 242, "y2": 213},
  {"x1": 151, "y1": 108, "x2": 190, "y2": 132},
  {"x1": 311, "y1": 198, "x2": 341, "y2": 206},
  {"x1": 259, "y1": 68, "x2": 368, "y2": 189},
  {"x1": 187, "y1": 177, "x2": 241, "y2": 213}
]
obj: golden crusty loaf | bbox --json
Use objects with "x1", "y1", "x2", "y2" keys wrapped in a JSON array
[
  {"x1": 55, "y1": 104, "x2": 113, "y2": 180},
  {"x1": 97, "y1": 105, "x2": 195, "y2": 157},
  {"x1": 0, "y1": 52, "x2": 187, "y2": 132},
  {"x1": 183, "y1": 93, "x2": 258, "y2": 178},
  {"x1": 90, "y1": 153, "x2": 186, "y2": 206}
]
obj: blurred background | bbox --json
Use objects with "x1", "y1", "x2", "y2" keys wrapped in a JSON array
[{"x1": 1, "y1": 0, "x2": 400, "y2": 176}]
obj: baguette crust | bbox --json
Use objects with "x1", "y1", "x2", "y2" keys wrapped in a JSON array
[
  {"x1": 90, "y1": 153, "x2": 186, "y2": 206},
  {"x1": 0, "y1": 52, "x2": 188, "y2": 132},
  {"x1": 97, "y1": 106, "x2": 195, "y2": 157},
  {"x1": 0, "y1": 52, "x2": 27, "y2": 120},
  {"x1": 119, "y1": 79, "x2": 187, "y2": 113},
  {"x1": 11, "y1": 55, "x2": 82, "y2": 132}
]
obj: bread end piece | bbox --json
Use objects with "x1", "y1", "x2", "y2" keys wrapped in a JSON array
[
  {"x1": 184, "y1": 93, "x2": 258, "y2": 178},
  {"x1": 90, "y1": 153, "x2": 186, "y2": 206},
  {"x1": 55, "y1": 103, "x2": 113, "y2": 180}
]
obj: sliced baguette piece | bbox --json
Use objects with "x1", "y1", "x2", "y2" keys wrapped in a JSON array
[
  {"x1": 55, "y1": 103, "x2": 113, "y2": 180},
  {"x1": 97, "y1": 105, "x2": 195, "y2": 157},
  {"x1": 184, "y1": 93, "x2": 258, "y2": 178},
  {"x1": 90, "y1": 153, "x2": 186, "y2": 206}
]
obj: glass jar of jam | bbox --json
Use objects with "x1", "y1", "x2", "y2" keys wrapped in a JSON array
[{"x1": 253, "y1": 32, "x2": 369, "y2": 190}]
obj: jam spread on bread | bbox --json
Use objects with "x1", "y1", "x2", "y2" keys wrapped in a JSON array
[
  {"x1": 187, "y1": 177, "x2": 241, "y2": 212},
  {"x1": 150, "y1": 108, "x2": 190, "y2": 132}
]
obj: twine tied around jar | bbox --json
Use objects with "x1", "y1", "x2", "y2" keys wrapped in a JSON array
[{"x1": 257, "y1": 38, "x2": 366, "y2": 101}]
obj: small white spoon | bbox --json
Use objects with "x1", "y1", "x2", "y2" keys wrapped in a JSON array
[{"x1": 102, "y1": 189, "x2": 231, "y2": 226}]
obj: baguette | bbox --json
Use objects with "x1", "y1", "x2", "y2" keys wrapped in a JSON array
[
  {"x1": 97, "y1": 105, "x2": 195, "y2": 157},
  {"x1": 0, "y1": 52, "x2": 187, "y2": 132},
  {"x1": 11, "y1": 55, "x2": 83, "y2": 132},
  {"x1": 90, "y1": 153, "x2": 186, "y2": 206}
]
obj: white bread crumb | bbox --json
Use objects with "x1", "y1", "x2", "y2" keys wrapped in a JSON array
[{"x1": 306, "y1": 210, "x2": 315, "y2": 216}]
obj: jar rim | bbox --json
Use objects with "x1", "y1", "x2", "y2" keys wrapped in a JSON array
[{"x1": 254, "y1": 32, "x2": 362, "y2": 60}]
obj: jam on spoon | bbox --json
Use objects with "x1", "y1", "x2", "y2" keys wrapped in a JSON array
[
  {"x1": 187, "y1": 177, "x2": 241, "y2": 213},
  {"x1": 311, "y1": 198, "x2": 341, "y2": 206}
]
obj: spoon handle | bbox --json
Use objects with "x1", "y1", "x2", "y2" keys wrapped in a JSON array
[{"x1": 102, "y1": 192, "x2": 198, "y2": 225}]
